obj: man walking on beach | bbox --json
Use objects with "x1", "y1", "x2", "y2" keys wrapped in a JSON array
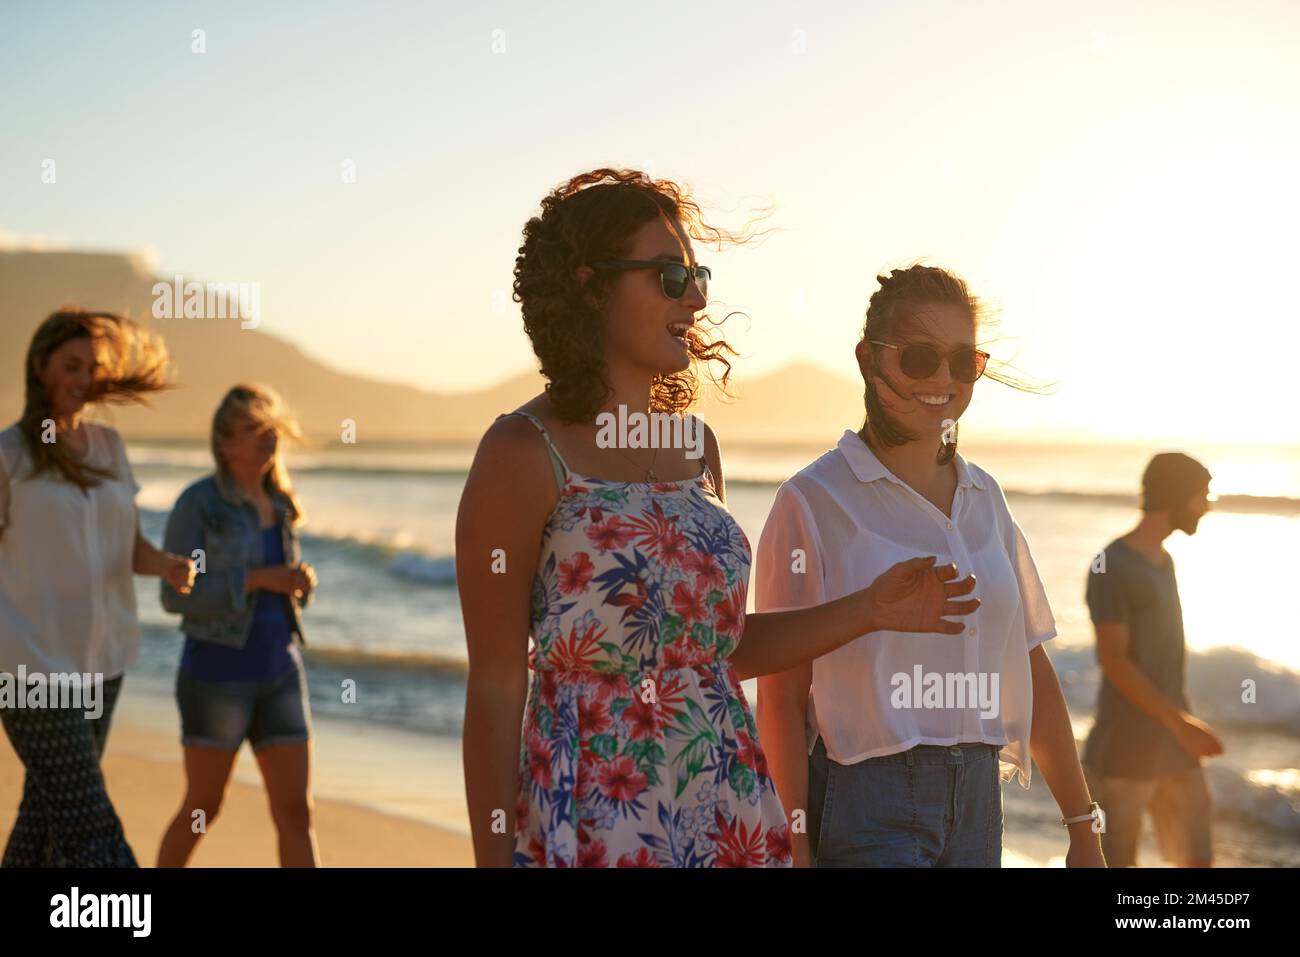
[{"x1": 1083, "y1": 452, "x2": 1223, "y2": 867}]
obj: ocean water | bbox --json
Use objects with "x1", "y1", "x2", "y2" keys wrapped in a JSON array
[{"x1": 128, "y1": 439, "x2": 1300, "y2": 865}]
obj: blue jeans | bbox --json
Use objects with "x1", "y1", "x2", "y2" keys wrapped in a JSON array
[
  {"x1": 176, "y1": 663, "x2": 311, "y2": 751},
  {"x1": 808, "y1": 735, "x2": 1003, "y2": 867}
]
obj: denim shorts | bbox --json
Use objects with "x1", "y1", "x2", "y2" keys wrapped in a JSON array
[
  {"x1": 176, "y1": 664, "x2": 312, "y2": 752},
  {"x1": 808, "y1": 735, "x2": 1004, "y2": 867}
]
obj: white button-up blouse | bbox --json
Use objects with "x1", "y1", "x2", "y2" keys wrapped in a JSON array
[
  {"x1": 754, "y1": 429, "x2": 1057, "y2": 788},
  {"x1": 0, "y1": 422, "x2": 142, "y2": 678}
]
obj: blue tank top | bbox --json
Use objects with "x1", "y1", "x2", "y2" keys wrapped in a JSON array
[{"x1": 181, "y1": 524, "x2": 299, "y2": 682}]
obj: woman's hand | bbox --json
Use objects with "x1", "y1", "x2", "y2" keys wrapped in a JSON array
[
  {"x1": 250, "y1": 564, "x2": 314, "y2": 597},
  {"x1": 162, "y1": 553, "x2": 197, "y2": 595},
  {"x1": 291, "y1": 561, "x2": 317, "y2": 599},
  {"x1": 864, "y1": 556, "x2": 979, "y2": 635}
]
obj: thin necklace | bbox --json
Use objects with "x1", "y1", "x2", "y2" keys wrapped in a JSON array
[
  {"x1": 586, "y1": 409, "x2": 661, "y2": 481},
  {"x1": 609, "y1": 442, "x2": 661, "y2": 481}
]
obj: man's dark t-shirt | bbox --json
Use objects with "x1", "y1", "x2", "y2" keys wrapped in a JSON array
[{"x1": 1083, "y1": 538, "x2": 1198, "y2": 779}]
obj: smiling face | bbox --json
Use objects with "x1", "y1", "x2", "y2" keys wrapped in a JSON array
[
  {"x1": 857, "y1": 302, "x2": 978, "y2": 442},
  {"x1": 219, "y1": 413, "x2": 279, "y2": 477},
  {"x1": 38, "y1": 335, "x2": 99, "y2": 418},
  {"x1": 585, "y1": 215, "x2": 706, "y2": 377}
]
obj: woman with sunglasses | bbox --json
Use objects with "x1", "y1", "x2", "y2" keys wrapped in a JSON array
[
  {"x1": 457, "y1": 170, "x2": 981, "y2": 867},
  {"x1": 756, "y1": 265, "x2": 1106, "y2": 868}
]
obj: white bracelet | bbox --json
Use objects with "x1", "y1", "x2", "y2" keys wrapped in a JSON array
[{"x1": 1061, "y1": 802, "x2": 1102, "y2": 827}]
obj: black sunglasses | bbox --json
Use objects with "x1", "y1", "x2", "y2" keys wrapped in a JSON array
[
  {"x1": 591, "y1": 260, "x2": 710, "y2": 300},
  {"x1": 869, "y1": 339, "x2": 990, "y2": 383}
]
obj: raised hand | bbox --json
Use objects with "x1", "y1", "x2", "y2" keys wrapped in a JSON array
[{"x1": 864, "y1": 556, "x2": 979, "y2": 635}]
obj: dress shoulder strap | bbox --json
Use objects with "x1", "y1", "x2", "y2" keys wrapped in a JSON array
[{"x1": 496, "y1": 410, "x2": 571, "y2": 489}]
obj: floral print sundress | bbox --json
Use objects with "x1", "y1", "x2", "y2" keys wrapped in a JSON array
[{"x1": 504, "y1": 411, "x2": 791, "y2": 867}]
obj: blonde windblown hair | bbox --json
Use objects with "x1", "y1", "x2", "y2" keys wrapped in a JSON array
[{"x1": 210, "y1": 384, "x2": 306, "y2": 525}]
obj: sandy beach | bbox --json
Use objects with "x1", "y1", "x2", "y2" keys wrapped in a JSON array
[
  {"x1": 0, "y1": 683, "x2": 474, "y2": 868},
  {"x1": 1, "y1": 676, "x2": 1282, "y2": 868}
]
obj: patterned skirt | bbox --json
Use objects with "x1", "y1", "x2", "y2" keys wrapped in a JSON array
[{"x1": 513, "y1": 659, "x2": 792, "y2": 867}]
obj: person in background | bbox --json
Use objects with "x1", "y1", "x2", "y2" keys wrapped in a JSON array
[
  {"x1": 1084, "y1": 452, "x2": 1221, "y2": 867},
  {"x1": 156, "y1": 384, "x2": 319, "y2": 867},
  {"x1": 0, "y1": 308, "x2": 195, "y2": 867}
]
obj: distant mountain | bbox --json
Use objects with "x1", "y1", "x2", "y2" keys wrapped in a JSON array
[
  {"x1": 0, "y1": 248, "x2": 865, "y2": 444},
  {"x1": 694, "y1": 360, "x2": 865, "y2": 445}
]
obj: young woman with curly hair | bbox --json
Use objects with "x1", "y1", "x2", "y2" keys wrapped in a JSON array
[{"x1": 456, "y1": 169, "x2": 982, "y2": 867}]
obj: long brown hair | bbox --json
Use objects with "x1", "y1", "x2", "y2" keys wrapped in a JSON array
[
  {"x1": 20, "y1": 308, "x2": 171, "y2": 490},
  {"x1": 211, "y1": 384, "x2": 306, "y2": 526},
  {"x1": 513, "y1": 167, "x2": 770, "y2": 423},
  {"x1": 859, "y1": 264, "x2": 1049, "y2": 464}
]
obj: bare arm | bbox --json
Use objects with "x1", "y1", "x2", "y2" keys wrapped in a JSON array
[
  {"x1": 1095, "y1": 621, "x2": 1187, "y2": 728},
  {"x1": 457, "y1": 416, "x2": 555, "y2": 867},
  {"x1": 757, "y1": 662, "x2": 813, "y2": 865},
  {"x1": 750, "y1": 466, "x2": 817, "y2": 866},
  {"x1": 1027, "y1": 642, "x2": 1104, "y2": 866},
  {"x1": 708, "y1": 424, "x2": 978, "y2": 680},
  {"x1": 701, "y1": 420, "x2": 726, "y2": 504},
  {"x1": 1094, "y1": 621, "x2": 1222, "y2": 756},
  {"x1": 133, "y1": 517, "x2": 171, "y2": 575},
  {"x1": 115, "y1": 428, "x2": 172, "y2": 579},
  {"x1": 134, "y1": 515, "x2": 195, "y2": 594},
  {"x1": 731, "y1": 565, "x2": 978, "y2": 681},
  {"x1": 117, "y1": 424, "x2": 192, "y2": 591}
]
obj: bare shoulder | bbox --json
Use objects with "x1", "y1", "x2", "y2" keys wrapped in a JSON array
[
  {"x1": 462, "y1": 401, "x2": 565, "y2": 517},
  {"x1": 471, "y1": 410, "x2": 552, "y2": 479},
  {"x1": 456, "y1": 406, "x2": 559, "y2": 556},
  {"x1": 697, "y1": 416, "x2": 725, "y2": 496},
  {"x1": 698, "y1": 417, "x2": 722, "y2": 466}
]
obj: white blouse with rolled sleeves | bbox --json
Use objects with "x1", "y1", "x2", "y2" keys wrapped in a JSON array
[
  {"x1": 0, "y1": 422, "x2": 142, "y2": 678},
  {"x1": 754, "y1": 429, "x2": 1057, "y2": 788}
]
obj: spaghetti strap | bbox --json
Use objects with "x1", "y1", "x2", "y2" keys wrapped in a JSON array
[{"x1": 496, "y1": 410, "x2": 571, "y2": 489}]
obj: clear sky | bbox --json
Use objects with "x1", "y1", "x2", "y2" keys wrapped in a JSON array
[{"x1": 3, "y1": 0, "x2": 1298, "y2": 443}]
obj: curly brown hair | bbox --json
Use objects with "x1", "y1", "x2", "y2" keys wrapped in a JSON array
[
  {"x1": 859, "y1": 263, "x2": 1051, "y2": 465},
  {"x1": 513, "y1": 168, "x2": 766, "y2": 424}
]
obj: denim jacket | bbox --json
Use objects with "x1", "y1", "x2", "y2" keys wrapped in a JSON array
[{"x1": 160, "y1": 470, "x2": 310, "y2": 649}]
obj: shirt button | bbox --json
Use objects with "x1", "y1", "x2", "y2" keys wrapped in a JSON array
[
  {"x1": 947, "y1": 521, "x2": 953, "y2": 529},
  {"x1": 969, "y1": 627, "x2": 977, "y2": 636}
]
